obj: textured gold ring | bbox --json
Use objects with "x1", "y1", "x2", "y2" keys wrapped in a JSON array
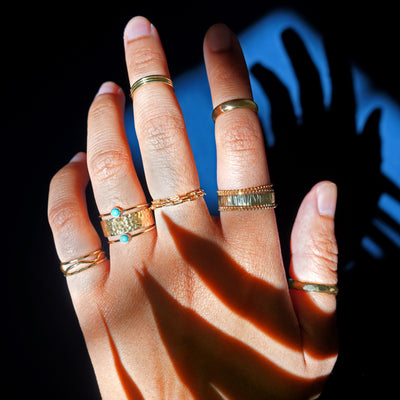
[
  {"x1": 212, "y1": 99, "x2": 258, "y2": 122},
  {"x1": 100, "y1": 205, "x2": 155, "y2": 244},
  {"x1": 288, "y1": 278, "x2": 339, "y2": 295},
  {"x1": 151, "y1": 188, "x2": 205, "y2": 210},
  {"x1": 217, "y1": 184, "x2": 276, "y2": 211},
  {"x1": 60, "y1": 249, "x2": 107, "y2": 276},
  {"x1": 130, "y1": 75, "x2": 173, "y2": 97}
]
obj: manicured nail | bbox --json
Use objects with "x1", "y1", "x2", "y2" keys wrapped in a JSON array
[
  {"x1": 207, "y1": 23, "x2": 233, "y2": 52},
  {"x1": 317, "y1": 182, "x2": 337, "y2": 217},
  {"x1": 124, "y1": 16, "x2": 153, "y2": 42},
  {"x1": 69, "y1": 152, "x2": 86, "y2": 163},
  {"x1": 96, "y1": 81, "x2": 122, "y2": 96}
]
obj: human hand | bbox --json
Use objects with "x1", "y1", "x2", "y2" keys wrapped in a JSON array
[{"x1": 48, "y1": 18, "x2": 338, "y2": 399}]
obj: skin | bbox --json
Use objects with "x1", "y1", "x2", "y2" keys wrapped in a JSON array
[{"x1": 48, "y1": 17, "x2": 338, "y2": 400}]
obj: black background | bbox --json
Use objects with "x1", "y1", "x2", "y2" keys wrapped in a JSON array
[{"x1": 4, "y1": 2, "x2": 399, "y2": 399}]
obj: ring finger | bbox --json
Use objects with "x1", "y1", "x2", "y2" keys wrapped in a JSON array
[{"x1": 204, "y1": 24, "x2": 284, "y2": 283}]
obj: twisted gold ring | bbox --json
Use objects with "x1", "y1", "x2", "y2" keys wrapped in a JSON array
[
  {"x1": 212, "y1": 98, "x2": 258, "y2": 122},
  {"x1": 60, "y1": 249, "x2": 107, "y2": 276},
  {"x1": 130, "y1": 75, "x2": 173, "y2": 97}
]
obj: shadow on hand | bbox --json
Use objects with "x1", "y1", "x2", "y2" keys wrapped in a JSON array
[
  {"x1": 251, "y1": 26, "x2": 400, "y2": 398},
  {"x1": 128, "y1": 215, "x2": 335, "y2": 399}
]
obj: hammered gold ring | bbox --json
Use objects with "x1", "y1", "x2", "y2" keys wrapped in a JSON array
[
  {"x1": 130, "y1": 75, "x2": 174, "y2": 97},
  {"x1": 100, "y1": 204, "x2": 155, "y2": 244},
  {"x1": 60, "y1": 249, "x2": 107, "y2": 276},
  {"x1": 217, "y1": 184, "x2": 276, "y2": 211},
  {"x1": 288, "y1": 278, "x2": 339, "y2": 295},
  {"x1": 212, "y1": 98, "x2": 258, "y2": 122}
]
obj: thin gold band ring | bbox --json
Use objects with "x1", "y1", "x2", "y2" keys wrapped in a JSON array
[{"x1": 130, "y1": 75, "x2": 173, "y2": 97}]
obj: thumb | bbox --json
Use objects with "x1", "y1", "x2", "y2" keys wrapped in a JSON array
[{"x1": 289, "y1": 181, "x2": 338, "y2": 366}]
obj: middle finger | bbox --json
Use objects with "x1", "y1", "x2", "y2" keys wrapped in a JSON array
[{"x1": 124, "y1": 17, "x2": 208, "y2": 222}]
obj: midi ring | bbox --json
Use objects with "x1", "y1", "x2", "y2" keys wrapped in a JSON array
[
  {"x1": 151, "y1": 188, "x2": 206, "y2": 210},
  {"x1": 100, "y1": 204, "x2": 155, "y2": 244},
  {"x1": 130, "y1": 75, "x2": 174, "y2": 97},
  {"x1": 217, "y1": 184, "x2": 276, "y2": 211},
  {"x1": 288, "y1": 278, "x2": 339, "y2": 295},
  {"x1": 60, "y1": 249, "x2": 107, "y2": 276},
  {"x1": 212, "y1": 98, "x2": 258, "y2": 122}
]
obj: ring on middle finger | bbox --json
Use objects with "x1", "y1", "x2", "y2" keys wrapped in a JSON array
[{"x1": 100, "y1": 203, "x2": 155, "y2": 243}]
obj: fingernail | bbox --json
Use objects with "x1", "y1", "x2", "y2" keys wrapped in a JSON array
[
  {"x1": 96, "y1": 81, "x2": 122, "y2": 96},
  {"x1": 70, "y1": 152, "x2": 86, "y2": 163},
  {"x1": 124, "y1": 16, "x2": 153, "y2": 42},
  {"x1": 207, "y1": 23, "x2": 233, "y2": 52},
  {"x1": 317, "y1": 182, "x2": 337, "y2": 217}
]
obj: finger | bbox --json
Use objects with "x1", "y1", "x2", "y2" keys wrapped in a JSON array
[
  {"x1": 204, "y1": 24, "x2": 269, "y2": 190},
  {"x1": 87, "y1": 82, "x2": 147, "y2": 217},
  {"x1": 48, "y1": 153, "x2": 109, "y2": 294},
  {"x1": 124, "y1": 17, "x2": 205, "y2": 220},
  {"x1": 204, "y1": 24, "x2": 284, "y2": 280},
  {"x1": 289, "y1": 181, "x2": 338, "y2": 367}
]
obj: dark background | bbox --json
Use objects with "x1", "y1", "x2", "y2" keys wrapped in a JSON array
[{"x1": 5, "y1": 2, "x2": 399, "y2": 399}]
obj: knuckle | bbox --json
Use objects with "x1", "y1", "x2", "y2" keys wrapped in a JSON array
[
  {"x1": 88, "y1": 149, "x2": 131, "y2": 183},
  {"x1": 48, "y1": 200, "x2": 81, "y2": 232},
  {"x1": 218, "y1": 115, "x2": 263, "y2": 162},
  {"x1": 128, "y1": 46, "x2": 165, "y2": 74},
  {"x1": 139, "y1": 111, "x2": 185, "y2": 153}
]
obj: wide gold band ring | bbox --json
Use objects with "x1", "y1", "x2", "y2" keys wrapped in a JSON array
[
  {"x1": 100, "y1": 205, "x2": 155, "y2": 244},
  {"x1": 212, "y1": 98, "x2": 258, "y2": 122},
  {"x1": 60, "y1": 249, "x2": 107, "y2": 276},
  {"x1": 217, "y1": 184, "x2": 276, "y2": 211},
  {"x1": 151, "y1": 188, "x2": 206, "y2": 210},
  {"x1": 130, "y1": 75, "x2": 173, "y2": 97},
  {"x1": 288, "y1": 278, "x2": 339, "y2": 295}
]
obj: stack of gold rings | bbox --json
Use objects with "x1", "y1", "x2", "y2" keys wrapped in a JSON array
[
  {"x1": 60, "y1": 77, "x2": 337, "y2": 296},
  {"x1": 99, "y1": 203, "x2": 155, "y2": 244}
]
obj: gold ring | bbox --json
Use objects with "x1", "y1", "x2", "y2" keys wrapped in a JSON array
[
  {"x1": 288, "y1": 278, "x2": 339, "y2": 295},
  {"x1": 212, "y1": 98, "x2": 258, "y2": 122},
  {"x1": 130, "y1": 75, "x2": 173, "y2": 97},
  {"x1": 100, "y1": 205, "x2": 155, "y2": 243},
  {"x1": 217, "y1": 184, "x2": 276, "y2": 211},
  {"x1": 107, "y1": 224, "x2": 156, "y2": 244},
  {"x1": 60, "y1": 249, "x2": 107, "y2": 276},
  {"x1": 151, "y1": 188, "x2": 206, "y2": 210}
]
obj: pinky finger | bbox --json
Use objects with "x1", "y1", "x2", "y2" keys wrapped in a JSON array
[{"x1": 48, "y1": 152, "x2": 109, "y2": 296}]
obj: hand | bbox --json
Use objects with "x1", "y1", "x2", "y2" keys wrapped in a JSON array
[{"x1": 48, "y1": 18, "x2": 338, "y2": 399}]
